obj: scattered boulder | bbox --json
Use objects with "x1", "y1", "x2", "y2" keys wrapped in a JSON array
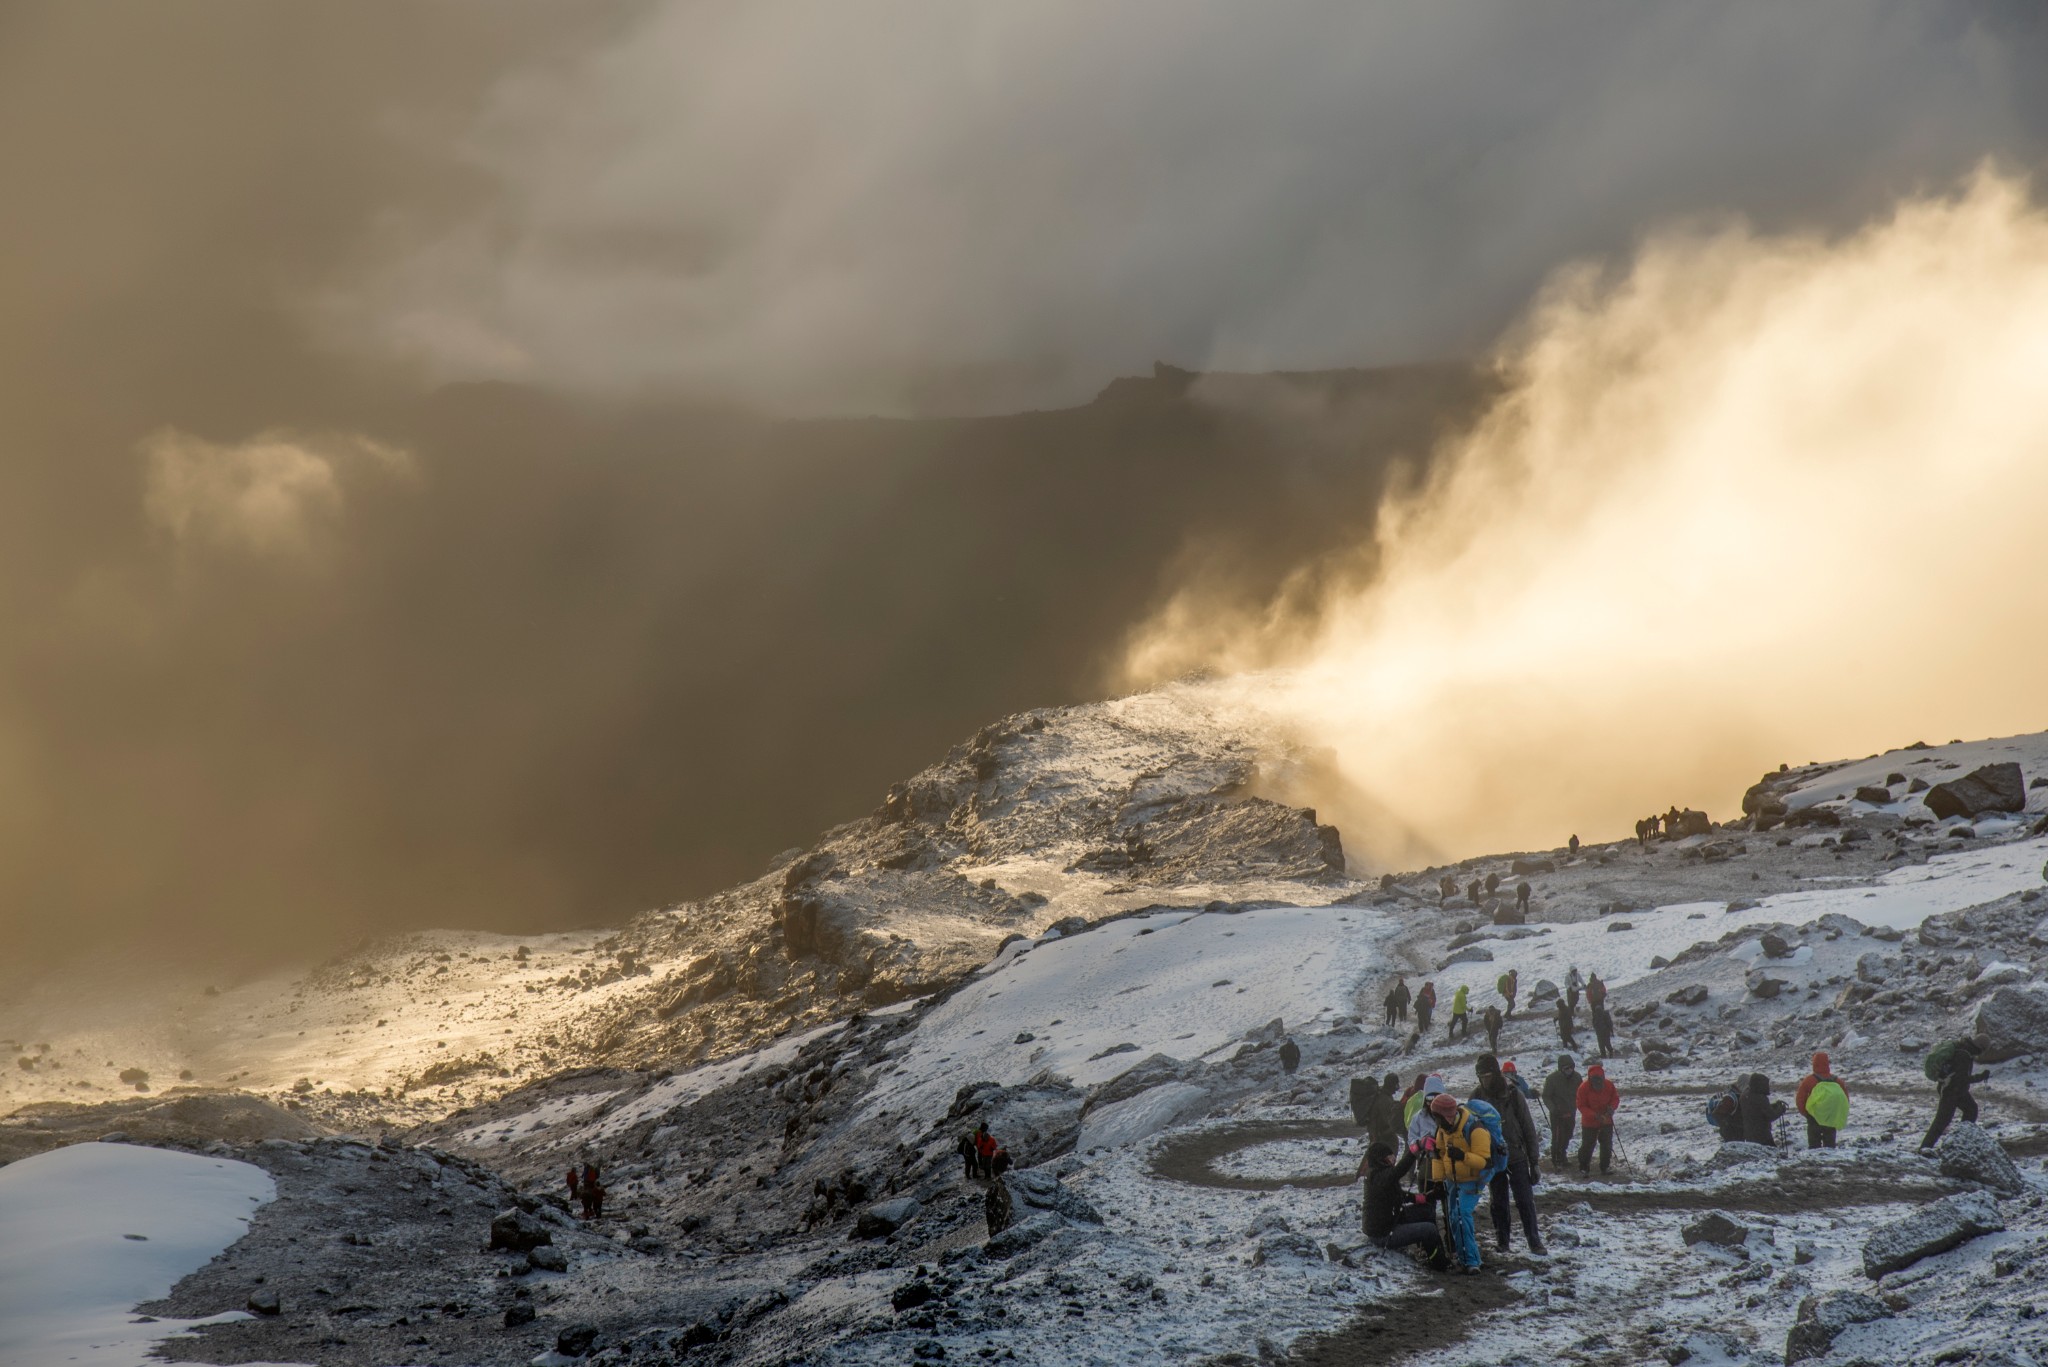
[
  {"x1": 1924, "y1": 763, "x2": 2026, "y2": 821},
  {"x1": 892, "y1": 1282, "x2": 936, "y2": 1312},
  {"x1": 557, "y1": 1323, "x2": 599, "y2": 1357},
  {"x1": 1861, "y1": 1191, "x2": 2004, "y2": 1278},
  {"x1": 1007, "y1": 1168, "x2": 1103, "y2": 1223},
  {"x1": 117, "y1": 1068, "x2": 149, "y2": 1090},
  {"x1": 1707, "y1": 1142, "x2": 1777, "y2": 1169},
  {"x1": 1665, "y1": 985, "x2": 1709, "y2": 1007},
  {"x1": 504, "y1": 1304, "x2": 538, "y2": 1328},
  {"x1": 984, "y1": 1212, "x2": 1060, "y2": 1258},
  {"x1": 1784, "y1": 1291, "x2": 1892, "y2": 1364},
  {"x1": 489, "y1": 1208, "x2": 554, "y2": 1253},
  {"x1": 1935, "y1": 1123, "x2": 2025, "y2": 1194},
  {"x1": 526, "y1": 1244, "x2": 569, "y2": 1273},
  {"x1": 1854, "y1": 785, "x2": 1892, "y2": 805},
  {"x1": 1759, "y1": 932, "x2": 1795, "y2": 959},
  {"x1": 1509, "y1": 858, "x2": 1555, "y2": 876},
  {"x1": 855, "y1": 1197, "x2": 922, "y2": 1240},
  {"x1": 1745, "y1": 973, "x2": 1787, "y2": 1000},
  {"x1": 246, "y1": 1288, "x2": 281, "y2": 1316},
  {"x1": 1606, "y1": 921, "x2": 1634, "y2": 933},
  {"x1": 1973, "y1": 985, "x2": 2048, "y2": 1062},
  {"x1": 1681, "y1": 1212, "x2": 1751, "y2": 1248},
  {"x1": 1437, "y1": 946, "x2": 1495, "y2": 969},
  {"x1": 1251, "y1": 1232, "x2": 1327, "y2": 1266}
]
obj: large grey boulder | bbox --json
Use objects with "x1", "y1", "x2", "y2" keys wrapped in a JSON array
[
  {"x1": 854, "y1": 1197, "x2": 922, "y2": 1240},
  {"x1": 1680, "y1": 1211, "x2": 1751, "y2": 1248},
  {"x1": 1924, "y1": 763, "x2": 2026, "y2": 821},
  {"x1": 1783, "y1": 1291, "x2": 1891, "y2": 1364},
  {"x1": 488, "y1": 1208, "x2": 554, "y2": 1253},
  {"x1": 984, "y1": 1212, "x2": 1060, "y2": 1258},
  {"x1": 1006, "y1": 1168, "x2": 1102, "y2": 1224},
  {"x1": 1973, "y1": 985, "x2": 2048, "y2": 1063},
  {"x1": 1935, "y1": 1123, "x2": 2025, "y2": 1194},
  {"x1": 1437, "y1": 946, "x2": 1495, "y2": 969},
  {"x1": 1861, "y1": 1191, "x2": 2004, "y2": 1278}
]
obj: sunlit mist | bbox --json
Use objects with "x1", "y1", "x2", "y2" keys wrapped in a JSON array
[{"x1": 1125, "y1": 170, "x2": 2048, "y2": 869}]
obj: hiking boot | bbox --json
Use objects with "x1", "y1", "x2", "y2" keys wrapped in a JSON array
[{"x1": 1527, "y1": 1236, "x2": 1548, "y2": 1255}]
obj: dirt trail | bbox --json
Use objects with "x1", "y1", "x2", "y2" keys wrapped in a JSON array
[
  {"x1": 1285, "y1": 1273, "x2": 1520, "y2": 1367},
  {"x1": 1152, "y1": 1118, "x2": 1958, "y2": 1212}
]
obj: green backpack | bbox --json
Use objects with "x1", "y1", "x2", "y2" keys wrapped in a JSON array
[
  {"x1": 1805, "y1": 1079, "x2": 1849, "y2": 1129},
  {"x1": 1923, "y1": 1041, "x2": 1961, "y2": 1082}
]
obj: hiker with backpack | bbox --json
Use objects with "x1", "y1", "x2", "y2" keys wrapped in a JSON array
[
  {"x1": 1385, "y1": 976, "x2": 1411, "y2": 1027},
  {"x1": 1564, "y1": 966, "x2": 1584, "y2": 1013},
  {"x1": 1575, "y1": 1063, "x2": 1620, "y2": 1176},
  {"x1": 1542, "y1": 1054, "x2": 1580, "y2": 1166},
  {"x1": 1706, "y1": 1081, "x2": 1743, "y2": 1143},
  {"x1": 1795, "y1": 1053, "x2": 1848, "y2": 1149},
  {"x1": 1404, "y1": 1073, "x2": 1447, "y2": 1137},
  {"x1": 1516, "y1": 881, "x2": 1532, "y2": 916},
  {"x1": 1738, "y1": 1073, "x2": 1786, "y2": 1147},
  {"x1": 1448, "y1": 984, "x2": 1472, "y2": 1041},
  {"x1": 1482, "y1": 1003, "x2": 1504, "y2": 1053},
  {"x1": 1422, "y1": 1090, "x2": 1506, "y2": 1272},
  {"x1": 1475, "y1": 1054, "x2": 1546, "y2": 1254},
  {"x1": 1590, "y1": 1000, "x2": 1615, "y2": 1060},
  {"x1": 1585, "y1": 973, "x2": 1607, "y2": 1011},
  {"x1": 1920, "y1": 1038, "x2": 1989, "y2": 1151},
  {"x1": 1555, "y1": 995, "x2": 1578, "y2": 1050},
  {"x1": 1279, "y1": 1037, "x2": 1302, "y2": 1073},
  {"x1": 580, "y1": 1162, "x2": 605, "y2": 1219},
  {"x1": 1415, "y1": 982, "x2": 1437, "y2": 1035},
  {"x1": 973, "y1": 1122, "x2": 1000, "y2": 1178},
  {"x1": 1367, "y1": 1073, "x2": 1402, "y2": 1149},
  {"x1": 1358, "y1": 1141, "x2": 1449, "y2": 1270},
  {"x1": 1497, "y1": 968, "x2": 1519, "y2": 1017},
  {"x1": 957, "y1": 1130, "x2": 979, "y2": 1179}
]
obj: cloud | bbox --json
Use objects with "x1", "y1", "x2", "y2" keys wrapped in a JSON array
[
  {"x1": 140, "y1": 429, "x2": 410, "y2": 558},
  {"x1": 1126, "y1": 168, "x2": 2048, "y2": 867},
  {"x1": 327, "y1": 1, "x2": 2048, "y2": 413}
]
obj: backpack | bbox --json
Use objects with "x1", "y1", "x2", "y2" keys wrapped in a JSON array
[
  {"x1": 1923, "y1": 1041, "x2": 1961, "y2": 1082},
  {"x1": 1706, "y1": 1091, "x2": 1737, "y2": 1126},
  {"x1": 1805, "y1": 1080, "x2": 1849, "y2": 1130},
  {"x1": 1461, "y1": 1099, "x2": 1510, "y2": 1180}
]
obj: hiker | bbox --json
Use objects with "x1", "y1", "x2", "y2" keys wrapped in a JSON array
[
  {"x1": 1439, "y1": 874, "x2": 1457, "y2": 904},
  {"x1": 1707, "y1": 1081, "x2": 1743, "y2": 1143},
  {"x1": 565, "y1": 1165, "x2": 581, "y2": 1208},
  {"x1": 957, "y1": 1130, "x2": 980, "y2": 1180},
  {"x1": 1467, "y1": 878, "x2": 1483, "y2": 905},
  {"x1": 1590, "y1": 1001, "x2": 1615, "y2": 1060},
  {"x1": 1358, "y1": 1141, "x2": 1448, "y2": 1270},
  {"x1": 973, "y1": 1122, "x2": 999, "y2": 1179},
  {"x1": 1448, "y1": 984, "x2": 1471, "y2": 1041},
  {"x1": 1795, "y1": 1053, "x2": 1848, "y2": 1149},
  {"x1": 1738, "y1": 1073, "x2": 1786, "y2": 1147},
  {"x1": 1349, "y1": 1075, "x2": 1378, "y2": 1129},
  {"x1": 1920, "y1": 1038, "x2": 1989, "y2": 1151},
  {"x1": 984, "y1": 1175, "x2": 1013, "y2": 1236},
  {"x1": 1568, "y1": 834, "x2": 1580, "y2": 855},
  {"x1": 1385, "y1": 976, "x2": 1411, "y2": 1027},
  {"x1": 1501, "y1": 1059, "x2": 1535, "y2": 1101},
  {"x1": 1634, "y1": 817, "x2": 1649, "y2": 847},
  {"x1": 1555, "y1": 996, "x2": 1578, "y2": 1050},
  {"x1": 1542, "y1": 1054, "x2": 1580, "y2": 1166},
  {"x1": 580, "y1": 1163, "x2": 604, "y2": 1219},
  {"x1": 1279, "y1": 1037, "x2": 1302, "y2": 1073},
  {"x1": 1575, "y1": 1063, "x2": 1620, "y2": 1176},
  {"x1": 1415, "y1": 982, "x2": 1437, "y2": 1035},
  {"x1": 1585, "y1": 973, "x2": 1607, "y2": 1011},
  {"x1": 990, "y1": 1146, "x2": 1012, "y2": 1177},
  {"x1": 1564, "y1": 966, "x2": 1584, "y2": 1013},
  {"x1": 1485, "y1": 871, "x2": 1501, "y2": 895},
  {"x1": 1403, "y1": 1073, "x2": 1447, "y2": 1137},
  {"x1": 1424, "y1": 1090, "x2": 1506, "y2": 1272},
  {"x1": 1497, "y1": 968, "x2": 1519, "y2": 1017},
  {"x1": 1482, "y1": 1004, "x2": 1504, "y2": 1053},
  {"x1": 1365, "y1": 1073, "x2": 1402, "y2": 1149},
  {"x1": 1516, "y1": 881, "x2": 1531, "y2": 915},
  {"x1": 1475, "y1": 1054, "x2": 1546, "y2": 1254}
]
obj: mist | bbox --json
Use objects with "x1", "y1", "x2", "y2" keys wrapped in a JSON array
[{"x1": 1127, "y1": 171, "x2": 2048, "y2": 868}]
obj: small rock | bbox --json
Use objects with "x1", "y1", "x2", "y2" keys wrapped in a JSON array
[
  {"x1": 1012, "y1": 1032, "x2": 1035, "y2": 1044},
  {"x1": 525, "y1": 1245, "x2": 568, "y2": 1273},
  {"x1": 490, "y1": 1209, "x2": 554, "y2": 1253},
  {"x1": 1681, "y1": 1212, "x2": 1751, "y2": 1248},
  {"x1": 892, "y1": 1281, "x2": 935, "y2": 1312},
  {"x1": 1760, "y1": 932, "x2": 1795, "y2": 959},
  {"x1": 1510, "y1": 858, "x2": 1555, "y2": 876},
  {"x1": 854, "y1": 1197, "x2": 922, "y2": 1240},
  {"x1": 1665, "y1": 985, "x2": 1709, "y2": 1007},
  {"x1": 1745, "y1": 973, "x2": 1787, "y2": 1000},
  {"x1": 1707, "y1": 1142, "x2": 1777, "y2": 1169},
  {"x1": 1648, "y1": 955, "x2": 1670, "y2": 969},
  {"x1": 504, "y1": 1303, "x2": 537, "y2": 1328},
  {"x1": 246, "y1": 1289, "x2": 281, "y2": 1316},
  {"x1": 1854, "y1": 785, "x2": 1892, "y2": 805},
  {"x1": 1607, "y1": 921, "x2": 1634, "y2": 933},
  {"x1": 1784, "y1": 1291, "x2": 1891, "y2": 1364},
  {"x1": 556, "y1": 1323, "x2": 599, "y2": 1357}
]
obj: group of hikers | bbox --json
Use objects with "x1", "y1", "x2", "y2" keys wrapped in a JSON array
[
  {"x1": 563, "y1": 1162, "x2": 606, "y2": 1220},
  {"x1": 1383, "y1": 966, "x2": 1618, "y2": 1059},
  {"x1": 957, "y1": 1120, "x2": 1017, "y2": 1235},
  {"x1": 1433, "y1": 871, "x2": 1535, "y2": 916}
]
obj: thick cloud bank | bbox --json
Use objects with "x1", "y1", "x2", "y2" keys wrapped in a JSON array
[{"x1": 1129, "y1": 172, "x2": 2048, "y2": 866}]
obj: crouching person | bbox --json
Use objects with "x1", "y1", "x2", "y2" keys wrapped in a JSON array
[{"x1": 1358, "y1": 1141, "x2": 1447, "y2": 1271}]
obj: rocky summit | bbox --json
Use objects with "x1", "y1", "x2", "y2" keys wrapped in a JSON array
[{"x1": 5, "y1": 703, "x2": 2048, "y2": 1367}]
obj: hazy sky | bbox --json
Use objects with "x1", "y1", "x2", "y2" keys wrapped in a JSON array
[{"x1": 1, "y1": 1, "x2": 2045, "y2": 970}]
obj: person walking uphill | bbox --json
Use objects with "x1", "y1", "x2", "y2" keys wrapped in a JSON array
[
  {"x1": 1575, "y1": 1064, "x2": 1620, "y2": 1176},
  {"x1": 1482, "y1": 1004, "x2": 1503, "y2": 1053},
  {"x1": 1590, "y1": 1000, "x2": 1615, "y2": 1060},
  {"x1": 1555, "y1": 995, "x2": 1578, "y2": 1050},
  {"x1": 1497, "y1": 969, "x2": 1519, "y2": 1018},
  {"x1": 1796, "y1": 1053, "x2": 1849, "y2": 1149},
  {"x1": 1448, "y1": 984, "x2": 1471, "y2": 1041},
  {"x1": 1475, "y1": 1054, "x2": 1546, "y2": 1254},
  {"x1": 1385, "y1": 976, "x2": 1411, "y2": 1028},
  {"x1": 1424, "y1": 1091, "x2": 1507, "y2": 1272},
  {"x1": 1920, "y1": 1038, "x2": 1989, "y2": 1151},
  {"x1": 1542, "y1": 1054, "x2": 1580, "y2": 1167},
  {"x1": 1564, "y1": 966, "x2": 1584, "y2": 1014},
  {"x1": 1415, "y1": 982, "x2": 1437, "y2": 1036}
]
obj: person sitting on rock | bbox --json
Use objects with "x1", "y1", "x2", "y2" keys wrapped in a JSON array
[
  {"x1": 1920, "y1": 1038, "x2": 1989, "y2": 1151},
  {"x1": 1358, "y1": 1140, "x2": 1448, "y2": 1271},
  {"x1": 1795, "y1": 1052, "x2": 1848, "y2": 1149}
]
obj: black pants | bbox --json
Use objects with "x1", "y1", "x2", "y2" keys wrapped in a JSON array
[
  {"x1": 1921, "y1": 1090, "x2": 1977, "y2": 1149},
  {"x1": 1448, "y1": 1013, "x2": 1469, "y2": 1041},
  {"x1": 1557, "y1": 1026, "x2": 1577, "y2": 1050},
  {"x1": 1386, "y1": 1003, "x2": 1402, "y2": 1027},
  {"x1": 1577, "y1": 1124, "x2": 1613, "y2": 1174},
  {"x1": 1417, "y1": 1006, "x2": 1433, "y2": 1034},
  {"x1": 1805, "y1": 1118, "x2": 1837, "y2": 1149},
  {"x1": 1593, "y1": 1028, "x2": 1613, "y2": 1059},
  {"x1": 1485, "y1": 1024, "x2": 1501, "y2": 1052},
  {"x1": 1490, "y1": 1163, "x2": 1540, "y2": 1249},
  {"x1": 1379, "y1": 1217, "x2": 1446, "y2": 1270},
  {"x1": 1549, "y1": 1117, "x2": 1574, "y2": 1167}
]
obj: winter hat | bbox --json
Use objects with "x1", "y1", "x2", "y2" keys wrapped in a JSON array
[
  {"x1": 1501, "y1": 1060, "x2": 1519, "y2": 1075},
  {"x1": 1382, "y1": 1072, "x2": 1400, "y2": 1092},
  {"x1": 1587, "y1": 1063, "x2": 1606, "y2": 1079},
  {"x1": 1366, "y1": 1141, "x2": 1394, "y2": 1166},
  {"x1": 1428, "y1": 1092, "x2": 1459, "y2": 1118},
  {"x1": 1422, "y1": 1073, "x2": 1448, "y2": 1098},
  {"x1": 1812, "y1": 1051, "x2": 1831, "y2": 1075},
  {"x1": 1474, "y1": 1053, "x2": 1501, "y2": 1077}
]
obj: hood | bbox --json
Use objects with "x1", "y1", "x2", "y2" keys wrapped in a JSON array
[
  {"x1": 1586, "y1": 1064, "x2": 1607, "y2": 1081},
  {"x1": 1746, "y1": 1073, "x2": 1771, "y2": 1095},
  {"x1": 1475, "y1": 1053, "x2": 1500, "y2": 1077},
  {"x1": 1422, "y1": 1074, "x2": 1447, "y2": 1097},
  {"x1": 1812, "y1": 1051, "x2": 1831, "y2": 1076}
]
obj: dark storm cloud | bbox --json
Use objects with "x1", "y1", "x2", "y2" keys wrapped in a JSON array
[{"x1": 0, "y1": 2, "x2": 2045, "y2": 974}]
